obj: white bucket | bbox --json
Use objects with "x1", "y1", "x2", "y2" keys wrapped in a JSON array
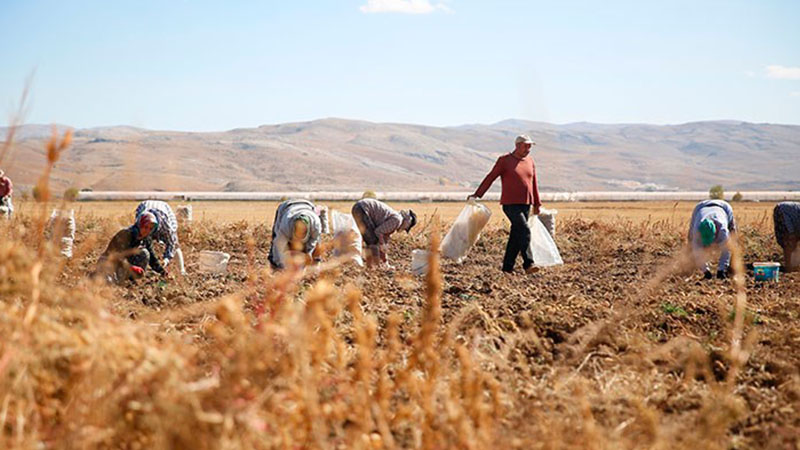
[
  {"x1": 411, "y1": 249, "x2": 430, "y2": 276},
  {"x1": 197, "y1": 250, "x2": 230, "y2": 274}
]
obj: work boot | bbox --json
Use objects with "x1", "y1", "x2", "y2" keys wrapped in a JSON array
[
  {"x1": 716, "y1": 270, "x2": 728, "y2": 280},
  {"x1": 703, "y1": 270, "x2": 713, "y2": 280},
  {"x1": 525, "y1": 265, "x2": 540, "y2": 274}
]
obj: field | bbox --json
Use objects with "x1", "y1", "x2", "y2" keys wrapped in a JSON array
[{"x1": 2, "y1": 199, "x2": 799, "y2": 449}]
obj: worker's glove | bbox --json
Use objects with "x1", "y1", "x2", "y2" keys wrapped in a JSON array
[{"x1": 130, "y1": 266, "x2": 144, "y2": 276}]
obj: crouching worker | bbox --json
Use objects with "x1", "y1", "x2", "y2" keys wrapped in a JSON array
[
  {"x1": 774, "y1": 201, "x2": 800, "y2": 272},
  {"x1": 135, "y1": 200, "x2": 185, "y2": 275},
  {"x1": 268, "y1": 199, "x2": 325, "y2": 270},
  {"x1": 688, "y1": 199, "x2": 737, "y2": 279},
  {"x1": 95, "y1": 212, "x2": 165, "y2": 283},
  {"x1": 351, "y1": 198, "x2": 416, "y2": 269}
]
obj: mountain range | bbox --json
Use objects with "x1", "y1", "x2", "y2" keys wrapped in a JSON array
[{"x1": 1, "y1": 118, "x2": 798, "y2": 194}]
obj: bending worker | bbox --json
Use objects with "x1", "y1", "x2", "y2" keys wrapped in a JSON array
[
  {"x1": 773, "y1": 201, "x2": 800, "y2": 272},
  {"x1": 351, "y1": 198, "x2": 416, "y2": 269},
  {"x1": 96, "y1": 211, "x2": 163, "y2": 283},
  {"x1": 135, "y1": 200, "x2": 185, "y2": 275},
  {"x1": 268, "y1": 199, "x2": 325, "y2": 269},
  {"x1": 688, "y1": 199, "x2": 737, "y2": 279},
  {"x1": 468, "y1": 134, "x2": 542, "y2": 274}
]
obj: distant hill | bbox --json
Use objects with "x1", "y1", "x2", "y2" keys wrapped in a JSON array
[{"x1": 1, "y1": 118, "x2": 798, "y2": 193}]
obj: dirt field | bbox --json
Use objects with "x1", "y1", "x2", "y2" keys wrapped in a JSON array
[{"x1": 2, "y1": 200, "x2": 799, "y2": 448}]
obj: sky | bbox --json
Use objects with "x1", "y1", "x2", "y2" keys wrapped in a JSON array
[{"x1": 0, "y1": 0, "x2": 798, "y2": 131}]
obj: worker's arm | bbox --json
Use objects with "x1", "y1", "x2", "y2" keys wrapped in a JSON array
[
  {"x1": 145, "y1": 238, "x2": 165, "y2": 274},
  {"x1": 784, "y1": 236, "x2": 798, "y2": 272},
  {"x1": 687, "y1": 204, "x2": 701, "y2": 241},
  {"x1": 374, "y1": 213, "x2": 402, "y2": 245},
  {"x1": 724, "y1": 203, "x2": 737, "y2": 233},
  {"x1": 472, "y1": 157, "x2": 503, "y2": 198},
  {"x1": 532, "y1": 162, "x2": 541, "y2": 214},
  {"x1": 272, "y1": 232, "x2": 290, "y2": 269}
]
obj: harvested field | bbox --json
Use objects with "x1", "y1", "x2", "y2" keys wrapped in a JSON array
[{"x1": 1, "y1": 199, "x2": 799, "y2": 449}]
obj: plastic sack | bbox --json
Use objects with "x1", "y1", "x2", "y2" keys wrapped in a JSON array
[
  {"x1": 527, "y1": 215, "x2": 563, "y2": 267},
  {"x1": 411, "y1": 249, "x2": 430, "y2": 276},
  {"x1": 538, "y1": 208, "x2": 557, "y2": 238},
  {"x1": 177, "y1": 205, "x2": 193, "y2": 223},
  {"x1": 330, "y1": 210, "x2": 365, "y2": 267},
  {"x1": 197, "y1": 250, "x2": 230, "y2": 274},
  {"x1": 441, "y1": 200, "x2": 492, "y2": 263},
  {"x1": 46, "y1": 209, "x2": 76, "y2": 258}
]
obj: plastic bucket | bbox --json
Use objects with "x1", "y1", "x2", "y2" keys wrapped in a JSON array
[
  {"x1": 197, "y1": 250, "x2": 230, "y2": 274},
  {"x1": 753, "y1": 262, "x2": 780, "y2": 282}
]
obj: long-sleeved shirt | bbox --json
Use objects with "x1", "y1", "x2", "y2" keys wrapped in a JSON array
[
  {"x1": 774, "y1": 202, "x2": 800, "y2": 247},
  {"x1": 97, "y1": 226, "x2": 165, "y2": 274},
  {"x1": 0, "y1": 175, "x2": 12, "y2": 198},
  {"x1": 688, "y1": 200, "x2": 737, "y2": 271},
  {"x1": 271, "y1": 199, "x2": 322, "y2": 269},
  {"x1": 353, "y1": 198, "x2": 403, "y2": 245},
  {"x1": 473, "y1": 153, "x2": 541, "y2": 207},
  {"x1": 135, "y1": 200, "x2": 179, "y2": 266}
]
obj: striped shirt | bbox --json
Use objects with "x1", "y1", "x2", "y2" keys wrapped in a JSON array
[
  {"x1": 688, "y1": 200, "x2": 737, "y2": 271},
  {"x1": 135, "y1": 200, "x2": 179, "y2": 265}
]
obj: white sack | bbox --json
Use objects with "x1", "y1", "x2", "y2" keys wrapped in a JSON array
[
  {"x1": 527, "y1": 215, "x2": 563, "y2": 267},
  {"x1": 441, "y1": 201, "x2": 492, "y2": 263},
  {"x1": 331, "y1": 210, "x2": 364, "y2": 267}
]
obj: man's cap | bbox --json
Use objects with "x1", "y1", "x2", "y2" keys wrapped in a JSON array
[
  {"x1": 515, "y1": 134, "x2": 535, "y2": 145},
  {"x1": 406, "y1": 209, "x2": 417, "y2": 233},
  {"x1": 699, "y1": 218, "x2": 716, "y2": 247}
]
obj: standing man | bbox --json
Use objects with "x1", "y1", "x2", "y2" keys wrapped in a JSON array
[
  {"x1": 773, "y1": 201, "x2": 800, "y2": 272},
  {"x1": 688, "y1": 199, "x2": 737, "y2": 279},
  {"x1": 0, "y1": 169, "x2": 13, "y2": 219},
  {"x1": 468, "y1": 134, "x2": 542, "y2": 274},
  {"x1": 134, "y1": 200, "x2": 185, "y2": 275},
  {"x1": 351, "y1": 198, "x2": 417, "y2": 269},
  {"x1": 268, "y1": 199, "x2": 325, "y2": 270}
]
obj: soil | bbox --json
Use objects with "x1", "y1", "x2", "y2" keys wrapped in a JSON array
[{"x1": 62, "y1": 214, "x2": 800, "y2": 448}]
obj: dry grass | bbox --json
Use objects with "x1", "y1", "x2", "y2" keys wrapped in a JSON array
[{"x1": 1, "y1": 137, "x2": 799, "y2": 449}]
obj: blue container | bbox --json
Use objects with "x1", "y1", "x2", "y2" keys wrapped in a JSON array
[{"x1": 753, "y1": 262, "x2": 780, "y2": 282}]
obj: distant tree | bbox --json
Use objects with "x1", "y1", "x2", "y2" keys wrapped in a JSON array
[
  {"x1": 64, "y1": 187, "x2": 79, "y2": 202},
  {"x1": 709, "y1": 185, "x2": 724, "y2": 200},
  {"x1": 732, "y1": 191, "x2": 743, "y2": 202},
  {"x1": 362, "y1": 190, "x2": 377, "y2": 199}
]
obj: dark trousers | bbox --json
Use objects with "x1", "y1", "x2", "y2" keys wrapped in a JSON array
[{"x1": 502, "y1": 204, "x2": 533, "y2": 272}]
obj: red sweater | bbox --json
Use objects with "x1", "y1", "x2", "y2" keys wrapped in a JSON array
[
  {"x1": 0, "y1": 176, "x2": 12, "y2": 198},
  {"x1": 474, "y1": 153, "x2": 540, "y2": 206}
]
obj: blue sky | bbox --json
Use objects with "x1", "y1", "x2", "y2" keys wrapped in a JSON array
[{"x1": 1, "y1": 0, "x2": 798, "y2": 131}]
